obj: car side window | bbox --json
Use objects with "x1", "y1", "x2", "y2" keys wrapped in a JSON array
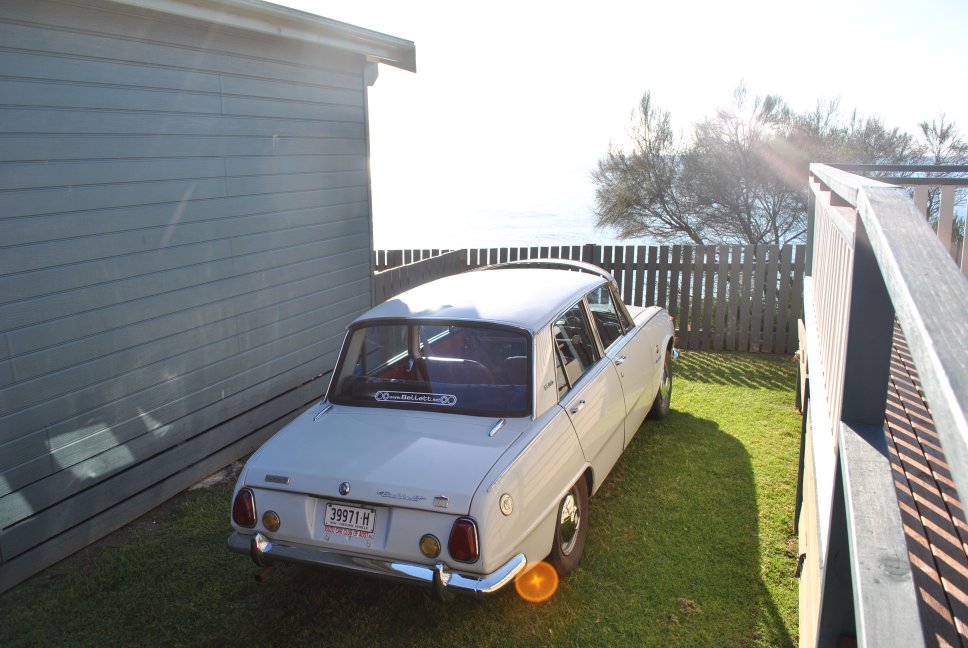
[
  {"x1": 552, "y1": 302, "x2": 600, "y2": 396},
  {"x1": 586, "y1": 285, "x2": 627, "y2": 350}
]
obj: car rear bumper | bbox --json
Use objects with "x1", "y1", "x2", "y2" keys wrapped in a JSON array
[{"x1": 227, "y1": 531, "x2": 527, "y2": 597}]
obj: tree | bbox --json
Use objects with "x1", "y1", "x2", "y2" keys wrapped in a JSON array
[
  {"x1": 592, "y1": 92, "x2": 709, "y2": 244},
  {"x1": 685, "y1": 86, "x2": 805, "y2": 245},
  {"x1": 594, "y1": 86, "x2": 932, "y2": 246},
  {"x1": 917, "y1": 115, "x2": 968, "y2": 247}
]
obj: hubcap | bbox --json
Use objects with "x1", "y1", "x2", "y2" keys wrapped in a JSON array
[
  {"x1": 558, "y1": 489, "x2": 582, "y2": 556},
  {"x1": 659, "y1": 363, "x2": 671, "y2": 403}
]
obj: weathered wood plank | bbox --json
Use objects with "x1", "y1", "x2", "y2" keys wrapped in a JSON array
[
  {"x1": 690, "y1": 246, "x2": 705, "y2": 349},
  {"x1": 656, "y1": 245, "x2": 669, "y2": 312},
  {"x1": 623, "y1": 246, "x2": 635, "y2": 306},
  {"x1": 725, "y1": 244, "x2": 742, "y2": 351},
  {"x1": 611, "y1": 246, "x2": 624, "y2": 299},
  {"x1": 774, "y1": 246, "x2": 795, "y2": 354},
  {"x1": 636, "y1": 245, "x2": 665, "y2": 306},
  {"x1": 676, "y1": 246, "x2": 691, "y2": 345},
  {"x1": 788, "y1": 246, "x2": 806, "y2": 353},
  {"x1": 762, "y1": 245, "x2": 780, "y2": 354},
  {"x1": 700, "y1": 246, "x2": 716, "y2": 350},
  {"x1": 886, "y1": 332, "x2": 966, "y2": 646},
  {"x1": 750, "y1": 245, "x2": 768, "y2": 353},
  {"x1": 737, "y1": 245, "x2": 755, "y2": 352},
  {"x1": 713, "y1": 245, "x2": 729, "y2": 351}
]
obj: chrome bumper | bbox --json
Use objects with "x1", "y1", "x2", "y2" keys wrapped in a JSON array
[{"x1": 227, "y1": 532, "x2": 527, "y2": 597}]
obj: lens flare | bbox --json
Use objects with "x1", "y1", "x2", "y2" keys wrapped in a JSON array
[{"x1": 514, "y1": 561, "x2": 559, "y2": 603}]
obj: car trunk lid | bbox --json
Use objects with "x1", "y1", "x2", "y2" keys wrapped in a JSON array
[{"x1": 243, "y1": 405, "x2": 524, "y2": 514}]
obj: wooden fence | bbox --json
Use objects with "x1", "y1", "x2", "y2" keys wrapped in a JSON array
[{"x1": 374, "y1": 244, "x2": 805, "y2": 355}]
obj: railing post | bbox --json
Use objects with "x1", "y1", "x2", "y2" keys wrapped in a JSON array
[
  {"x1": 805, "y1": 176, "x2": 816, "y2": 277},
  {"x1": 816, "y1": 201, "x2": 922, "y2": 647}
]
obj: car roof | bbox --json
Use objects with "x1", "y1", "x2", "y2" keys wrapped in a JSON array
[{"x1": 358, "y1": 267, "x2": 606, "y2": 332}]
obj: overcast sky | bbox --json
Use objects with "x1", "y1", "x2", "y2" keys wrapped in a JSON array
[{"x1": 277, "y1": 0, "x2": 968, "y2": 246}]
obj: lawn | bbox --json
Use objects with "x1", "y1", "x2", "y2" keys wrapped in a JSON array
[{"x1": 0, "y1": 350, "x2": 801, "y2": 647}]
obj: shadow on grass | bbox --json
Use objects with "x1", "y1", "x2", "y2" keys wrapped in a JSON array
[{"x1": 676, "y1": 349, "x2": 795, "y2": 392}]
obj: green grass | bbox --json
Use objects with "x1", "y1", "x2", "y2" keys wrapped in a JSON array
[{"x1": 0, "y1": 351, "x2": 801, "y2": 647}]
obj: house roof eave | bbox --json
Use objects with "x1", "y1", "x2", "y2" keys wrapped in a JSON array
[{"x1": 106, "y1": 0, "x2": 416, "y2": 72}]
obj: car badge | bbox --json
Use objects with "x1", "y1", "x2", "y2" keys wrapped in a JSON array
[
  {"x1": 433, "y1": 496, "x2": 449, "y2": 509},
  {"x1": 377, "y1": 491, "x2": 427, "y2": 502},
  {"x1": 339, "y1": 481, "x2": 351, "y2": 496},
  {"x1": 265, "y1": 474, "x2": 291, "y2": 485}
]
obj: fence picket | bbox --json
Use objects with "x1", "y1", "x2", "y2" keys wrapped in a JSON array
[
  {"x1": 623, "y1": 246, "x2": 635, "y2": 306},
  {"x1": 642, "y1": 246, "x2": 654, "y2": 307},
  {"x1": 657, "y1": 246, "x2": 669, "y2": 311},
  {"x1": 762, "y1": 245, "x2": 780, "y2": 353},
  {"x1": 788, "y1": 245, "x2": 806, "y2": 353},
  {"x1": 714, "y1": 245, "x2": 730, "y2": 351},
  {"x1": 774, "y1": 246, "x2": 794, "y2": 354},
  {"x1": 690, "y1": 246, "x2": 705, "y2": 349},
  {"x1": 750, "y1": 245, "x2": 768, "y2": 353},
  {"x1": 726, "y1": 245, "x2": 743, "y2": 351},
  {"x1": 701, "y1": 247, "x2": 716, "y2": 350},
  {"x1": 677, "y1": 246, "x2": 691, "y2": 345}
]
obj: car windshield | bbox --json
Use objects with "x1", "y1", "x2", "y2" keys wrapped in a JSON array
[{"x1": 329, "y1": 321, "x2": 532, "y2": 417}]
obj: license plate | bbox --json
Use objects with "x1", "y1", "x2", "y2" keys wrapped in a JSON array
[{"x1": 324, "y1": 502, "x2": 375, "y2": 535}]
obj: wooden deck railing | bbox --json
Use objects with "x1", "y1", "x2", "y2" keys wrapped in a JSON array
[
  {"x1": 799, "y1": 164, "x2": 968, "y2": 647},
  {"x1": 831, "y1": 164, "x2": 968, "y2": 276},
  {"x1": 374, "y1": 243, "x2": 805, "y2": 354}
]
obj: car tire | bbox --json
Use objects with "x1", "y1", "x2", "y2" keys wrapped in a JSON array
[
  {"x1": 547, "y1": 477, "x2": 589, "y2": 576},
  {"x1": 648, "y1": 351, "x2": 672, "y2": 420}
]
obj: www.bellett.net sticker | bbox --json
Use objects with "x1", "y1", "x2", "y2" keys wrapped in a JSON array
[{"x1": 374, "y1": 391, "x2": 457, "y2": 406}]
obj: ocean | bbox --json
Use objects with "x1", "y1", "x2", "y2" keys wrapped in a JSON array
[{"x1": 371, "y1": 206, "x2": 643, "y2": 251}]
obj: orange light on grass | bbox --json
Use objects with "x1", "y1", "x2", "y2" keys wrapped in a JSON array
[{"x1": 514, "y1": 561, "x2": 559, "y2": 603}]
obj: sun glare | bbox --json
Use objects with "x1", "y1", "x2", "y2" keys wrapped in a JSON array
[{"x1": 515, "y1": 561, "x2": 559, "y2": 603}]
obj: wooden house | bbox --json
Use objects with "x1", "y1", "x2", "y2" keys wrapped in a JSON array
[{"x1": 0, "y1": 0, "x2": 414, "y2": 593}]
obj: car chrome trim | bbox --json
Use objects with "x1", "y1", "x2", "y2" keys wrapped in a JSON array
[
  {"x1": 488, "y1": 418, "x2": 506, "y2": 437},
  {"x1": 479, "y1": 259, "x2": 618, "y2": 289},
  {"x1": 313, "y1": 404, "x2": 333, "y2": 421},
  {"x1": 229, "y1": 532, "x2": 527, "y2": 597}
]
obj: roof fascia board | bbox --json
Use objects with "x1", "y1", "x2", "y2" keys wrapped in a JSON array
[{"x1": 105, "y1": 0, "x2": 416, "y2": 71}]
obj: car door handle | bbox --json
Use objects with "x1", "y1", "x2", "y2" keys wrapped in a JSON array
[
  {"x1": 570, "y1": 400, "x2": 586, "y2": 414},
  {"x1": 614, "y1": 355, "x2": 627, "y2": 366}
]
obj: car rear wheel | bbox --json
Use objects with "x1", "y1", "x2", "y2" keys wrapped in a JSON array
[
  {"x1": 648, "y1": 351, "x2": 672, "y2": 419},
  {"x1": 547, "y1": 477, "x2": 589, "y2": 576}
]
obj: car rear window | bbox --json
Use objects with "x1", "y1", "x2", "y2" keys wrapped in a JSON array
[{"x1": 329, "y1": 322, "x2": 532, "y2": 417}]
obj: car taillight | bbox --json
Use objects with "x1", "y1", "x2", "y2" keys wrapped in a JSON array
[
  {"x1": 232, "y1": 488, "x2": 256, "y2": 528},
  {"x1": 448, "y1": 517, "x2": 479, "y2": 563}
]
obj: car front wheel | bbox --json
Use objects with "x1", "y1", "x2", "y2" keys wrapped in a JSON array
[{"x1": 547, "y1": 477, "x2": 589, "y2": 576}]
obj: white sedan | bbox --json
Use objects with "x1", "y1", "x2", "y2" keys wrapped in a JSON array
[{"x1": 228, "y1": 260, "x2": 676, "y2": 597}]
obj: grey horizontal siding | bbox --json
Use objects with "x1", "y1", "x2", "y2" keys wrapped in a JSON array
[
  {"x1": 0, "y1": 7, "x2": 364, "y2": 87},
  {"x1": 0, "y1": 135, "x2": 365, "y2": 163},
  {"x1": 1, "y1": 188, "x2": 367, "y2": 248},
  {"x1": 1, "y1": 222, "x2": 369, "y2": 333},
  {"x1": 0, "y1": 376, "x2": 323, "y2": 592},
  {"x1": 0, "y1": 0, "x2": 380, "y2": 591},
  {"x1": 0, "y1": 108, "x2": 367, "y2": 139}
]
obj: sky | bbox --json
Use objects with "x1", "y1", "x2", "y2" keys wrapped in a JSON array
[{"x1": 277, "y1": 0, "x2": 968, "y2": 248}]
